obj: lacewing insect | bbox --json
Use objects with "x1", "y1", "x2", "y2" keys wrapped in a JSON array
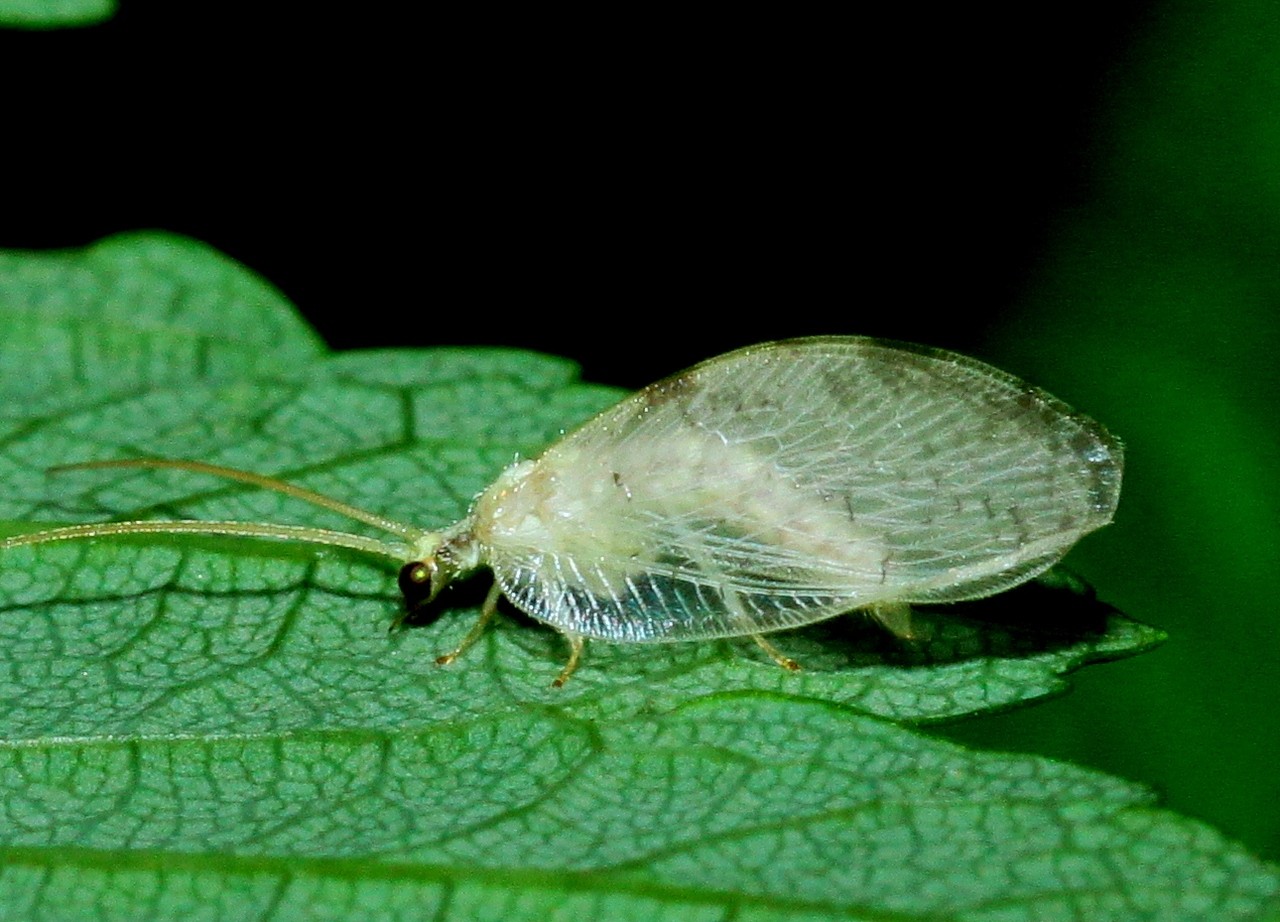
[{"x1": 0, "y1": 337, "x2": 1123, "y2": 685}]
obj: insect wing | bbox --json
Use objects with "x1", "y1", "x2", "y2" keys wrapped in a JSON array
[{"x1": 483, "y1": 338, "x2": 1122, "y2": 643}]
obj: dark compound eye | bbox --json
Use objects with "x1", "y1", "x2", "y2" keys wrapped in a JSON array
[{"x1": 398, "y1": 561, "x2": 433, "y2": 611}]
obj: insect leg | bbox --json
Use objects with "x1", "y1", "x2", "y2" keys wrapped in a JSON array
[
  {"x1": 683, "y1": 530, "x2": 804, "y2": 673},
  {"x1": 868, "y1": 601, "x2": 921, "y2": 640},
  {"x1": 435, "y1": 582, "x2": 503, "y2": 666},
  {"x1": 551, "y1": 633, "x2": 585, "y2": 688},
  {"x1": 750, "y1": 633, "x2": 800, "y2": 671}
]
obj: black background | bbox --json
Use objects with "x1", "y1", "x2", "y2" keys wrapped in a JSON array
[{"x1": 1, "y1": 1, "x2": 1154, "y2": 387}]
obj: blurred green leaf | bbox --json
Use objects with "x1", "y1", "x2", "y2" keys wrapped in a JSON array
[
  {"x1": 1, "y1": 235, "x2": 1272, "y2": 920},
  {"x1": 966, "y1": 0, "x2": 1280, "y2": 864},
  {"x1": 0, "y1": 0, "x2": 114, "y2": 28}
]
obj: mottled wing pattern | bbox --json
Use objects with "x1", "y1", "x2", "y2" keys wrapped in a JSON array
[{"x1": 486, "y1": 338, "x2": 1122, "y2": 642}]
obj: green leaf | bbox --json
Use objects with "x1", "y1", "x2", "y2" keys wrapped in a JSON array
[
  {"x1": 1, "y1": 698, "x2": 1277, "y2": 921},
  {"x1": 0, "y1": 232, "x2": 325, "y2": 417},
  {"x1": 1, "y1": 236, "x2": 1274, "y2": 920},
  {"x1": 0, "y1": 0, "x2": 114, "y2": 28}
]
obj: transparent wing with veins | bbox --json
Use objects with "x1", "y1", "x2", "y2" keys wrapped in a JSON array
[{"x1": 476, "y1": 338, "x2": 1123, "y2": 643}]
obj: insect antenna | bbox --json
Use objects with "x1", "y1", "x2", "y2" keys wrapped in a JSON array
[
  {"x1": 52, "y1": 458, "x2": 426, "y2": 539},
  {"x1": 0, "y1": 458, "x2": 427, "y2": 562}
]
